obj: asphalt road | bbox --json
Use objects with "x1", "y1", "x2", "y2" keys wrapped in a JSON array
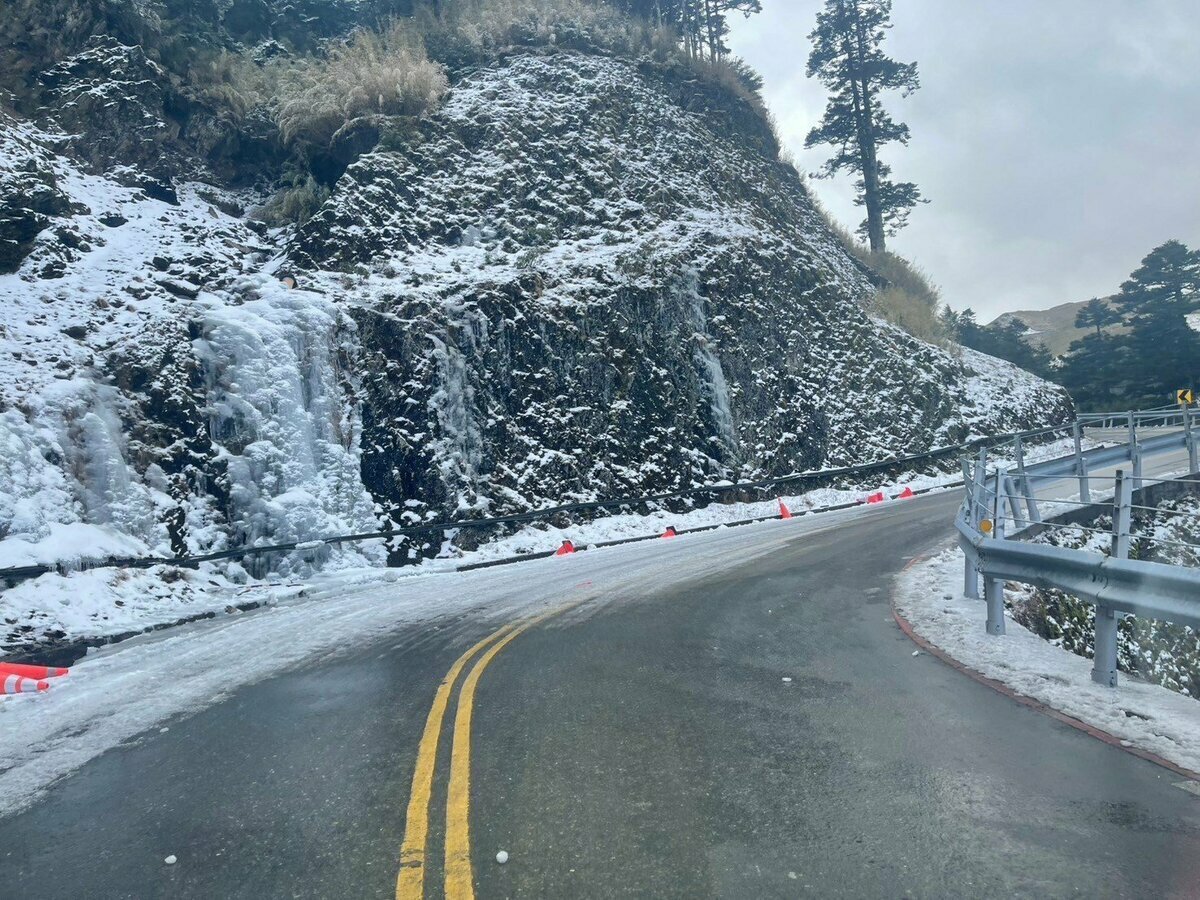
[{"x1": 2, "y1": 463, "x2": 1199, "y2": 898}]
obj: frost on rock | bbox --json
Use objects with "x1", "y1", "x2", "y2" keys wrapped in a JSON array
[
  {"x1": 193, "y1": 280, "x2": 382, "y2": 575},
  {"x1": 0, "y1": 48, "x2": 1074, "y2": 651},
  {"x1": 293, "y1": 52, "x2": 1073, "y2": 535}
]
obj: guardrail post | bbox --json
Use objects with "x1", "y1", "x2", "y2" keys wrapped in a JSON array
[
  {"x1": 1073, "y1": 421, "x2": 1091, "y2": 502},
  {"x1": 1012, "y1": 434, "x2": 1041, "y2": 523},
  {"x1": 992, "y1": 469, "x2": 1009, "y2": 544},
  {"x1": 1093, "y1": 607, "x2": 1120, "y2": 688},
  {"x1": 1111, "y1": 469, "x2": 1132, "y2": 560},
  {"x1": 972, "y1": 447, "x2": 988, "y2": 526},
  {"x1": 1093, "y1": 470, "x2": 1132, "y2": 688},
  {"x1": 1004, "y1": 474, "x2": 1027, "y2": 531},
  {"x1": 984, "y1": 469, "x2": 1007, "y2": 636},
  {"x1": 1131, "y1": 444, "x2": 1143, "y2": 492},
  {"x1": 969, "y1": 451, "x2": 988, "y2": 607},
  {"x1": 1127, "y1": 410, "x2": 1136, "y2": 449},
  {"x1": 960, "y1": 456, "x2": 981, "y2": 600},
  {"x1": 1186, "y1": 404, "x2": 1198, "y2": 473},
  {"x1": 964, "y1": 553, "x2": 980, "y2": 600}
]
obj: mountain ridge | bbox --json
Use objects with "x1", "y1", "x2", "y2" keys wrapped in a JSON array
[{"x1": 992, "y1": 296, "x2": 1125, "y2": 357}]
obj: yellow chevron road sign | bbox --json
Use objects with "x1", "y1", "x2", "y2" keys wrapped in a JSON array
[{"x1": 1179, "y1": 389, "x2": 1195, "y2": 405}]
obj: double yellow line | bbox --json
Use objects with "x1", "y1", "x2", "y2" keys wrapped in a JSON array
[{"x1": 396, "y1": 604, "x2": 574, "y2": 900}]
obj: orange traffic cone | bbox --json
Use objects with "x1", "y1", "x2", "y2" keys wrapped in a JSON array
[
  {"x1": 555, "y1": 540, "x2": 576, "y2": 556},
  {"x1": 896, "y1": 486, "x2": 915, "y2": 500},
  {"x1": 0, "y1": 662, "x2": 69, "y2": 679},
  {"x1": 779, "y1": 500, "x2": 793, "y2": 519},
  {"x1": 2, "y1": 674, "x2": 49, "y2": 694},
  {"x1": 867, "y1": 491, "x2": 885, "y2": 504},
  {"x1": 661, "y1": 526, "x2": 678, "y2": 539}
]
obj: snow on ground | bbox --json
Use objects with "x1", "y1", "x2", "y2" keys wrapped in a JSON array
[
  {"x1": 1, "y1": 436, "x2": 1095, "y2": 656},
  {"x1": 896, "y1": 548, "x2": 1200, "y2": 775},
  {"x1": 449, "y1": 434, "x2": 1090, "y2": 565},
  {"x1": 1, "y1": 116, "x2": 380, "y2": 584},
  {"x1": 955, "y1": 347, "x2": 1068, "y2": 440},
  {"x1": 0, "y1": 501, "x2": 861, "y2": 817},
  {"x1": 0, "y1": 473, "x2": 933, "y2": 653}
]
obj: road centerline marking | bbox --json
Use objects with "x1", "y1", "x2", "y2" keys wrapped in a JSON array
[
  {"x1": 396, "y1": 621, "x2": 516, "y2": 900},
  {"x1": 444, "y1": 603, "x2": 579, "y2": 900}
]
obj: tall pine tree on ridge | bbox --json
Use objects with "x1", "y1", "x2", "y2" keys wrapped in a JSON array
[{"x1": 804, "y1": 0, "x2": 923, "y2": 252}]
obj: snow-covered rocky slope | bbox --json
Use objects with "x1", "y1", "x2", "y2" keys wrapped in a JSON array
[
  {"x1": 0, "y1": 44, "x2": 1071, "y2": 623},
  {"x1": 291, "y1": 52, "x2": 1070, "y2": 524}
]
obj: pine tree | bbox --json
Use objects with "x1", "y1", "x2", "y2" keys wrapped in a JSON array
[
  {"x1": 1073, "y1": 297, "x2": 1120, "y2": 337},
  {"x1": 1115, "y1": 240, "x2": 1200, "y2": 317},
  {"x1": 1114, "y1": 240, "x2": 1200, "y2": 399},
  {"x1": 804, "y1": 0, "x2": 923, "y2": 251},
  {"x1": 1060, "y1": 331, "x2": 1120, "y2": 410}
]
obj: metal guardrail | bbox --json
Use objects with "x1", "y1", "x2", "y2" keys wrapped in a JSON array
[
  {"x1": 0, "y1": 416, "x2": 1090, "y2": 588},
  {"x1": 956, "y1": 407, "x2": 1200, "y2": 689}
]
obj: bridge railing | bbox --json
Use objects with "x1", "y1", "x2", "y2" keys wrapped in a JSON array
[{"x1": 956, "y1": 406, "x2": 1200, "y2": 689}]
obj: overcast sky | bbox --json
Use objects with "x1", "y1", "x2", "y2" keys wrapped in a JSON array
[{"x1": 728, "y1": 0, "x2": 1200, "y2": 322}]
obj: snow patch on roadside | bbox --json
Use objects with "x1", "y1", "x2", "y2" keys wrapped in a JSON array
[
  {"x1": 432, "y1": 434, "x2": 1094, "y2": 565},
  {"x1": 896, "y1": 548, "x2": 1200, "y2": 775},
  {"x1": 3, "y1": 436, "x2": 1095, "y2": 655},
  {"x1": 0, "y1": 506, "x2": 826, "y2": 818}
]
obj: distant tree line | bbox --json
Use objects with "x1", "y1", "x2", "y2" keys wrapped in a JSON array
[
  {"x1": 1060, "y1": 240, "x2": 1200, "y2": 409},
  {"x1": 606, "y1": 1, "x2": 762, "y2": 60},
  {"x1": 940, "y1": 308, "x2": 1053, "y2": 377},
  {"x1": 943, "y1": 239, "x2": 1200, "y2": 411}
]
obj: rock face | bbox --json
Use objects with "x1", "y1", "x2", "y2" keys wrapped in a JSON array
[
  {"x1": 294, "y1": 52, "x2": 1072, "y2": 526},
  {"x1": 0, "y1": 44, "x2": 1072, "y2": 576},
  {"x1": 0, "y1": 114, "x2": 82, "y2": 274}
]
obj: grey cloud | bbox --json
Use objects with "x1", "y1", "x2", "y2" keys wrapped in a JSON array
[{"x1": 728, "y1": 0, "x2": 1200, "y2": 321}]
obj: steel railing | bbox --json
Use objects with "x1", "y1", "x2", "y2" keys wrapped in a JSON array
[
  {"x1": 0, "y1": 415, "x2": 1100, "y2": 588},
  {"x1": 956, "y1": 406, "x2": 1200, "y2": 689}
]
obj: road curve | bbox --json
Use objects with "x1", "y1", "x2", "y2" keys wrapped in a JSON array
[{"x1": 1, "y1": 487, "x2": 1199, "y2": 898}]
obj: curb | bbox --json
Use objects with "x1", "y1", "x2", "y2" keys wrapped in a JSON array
[
  {"x1": 890, "y1": 559, "x2": 1200, "y2": 782},
  {"x1": 2, "y1": 599, "x2": 267, "y2": 669},
  {"x1": 457, "y1": 484, "x2": 952, "y2": 573}
]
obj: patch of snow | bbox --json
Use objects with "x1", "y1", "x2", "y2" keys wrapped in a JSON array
[
  {"x1": 2, "y1": 436, "x2": 1093, "y2": 654},
  {"x1": 956, "y1": 347, "x2": 1062, "y2": 440},
  {"x1": 896, "y1": 548, "x2": 1200, "y2": 775}
]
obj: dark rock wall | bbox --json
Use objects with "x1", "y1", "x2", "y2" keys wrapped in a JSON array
[
  {"x1": 0, "y1": 36, "x2": 1072, "y2": 565},
  {"x1": 292, "y1": 53, "x2": 1072, "y2": 526}
]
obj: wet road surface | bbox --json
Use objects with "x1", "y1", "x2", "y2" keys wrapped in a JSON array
[{"x1": 2, "y1": 484, "x2": 1199, "y2": 898}]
